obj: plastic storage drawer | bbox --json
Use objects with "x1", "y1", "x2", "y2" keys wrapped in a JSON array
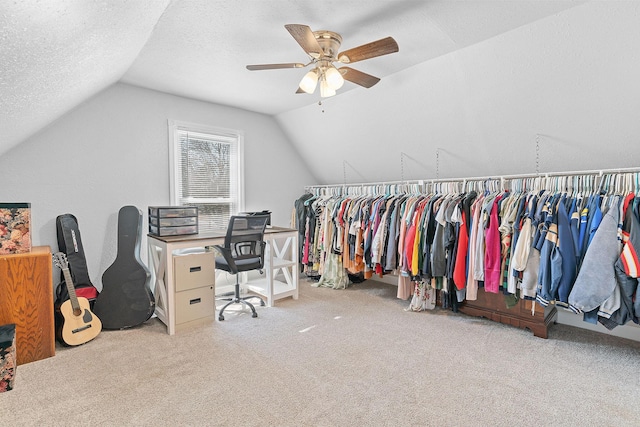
[
  {"x1": 149, "y1": 224, "x2": 198, "y2": 236},
  {"x1": 149, "y1": 206, "x2": 198, "y2": 218},
  {"x1": 150, "y1": 216, "x2": 198, "y2": 227},
  {"x1": 148, "y1": 206, "x2": 198, "y2": 236}
]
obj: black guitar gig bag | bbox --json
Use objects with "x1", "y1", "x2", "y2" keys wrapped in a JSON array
[
  {"x1": 92, "y1": 206, "x2": 155, "y2": 329},
  {"x1": 55, "y1": 213, "x2": 99, "y2": 306}
]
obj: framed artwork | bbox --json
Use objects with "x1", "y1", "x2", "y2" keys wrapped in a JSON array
[{"x1": 0, "y1": 203, "x2": 31, "y2": 255}]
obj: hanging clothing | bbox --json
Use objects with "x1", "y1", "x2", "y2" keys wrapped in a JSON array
[
  {"x1": 569, "y1": 197, "x2": 621, "y2": 313},
  {"x1": 296, "y1": 171, "x2": 640, "y2": 329},
  {"x1": 555, "y1": 198, "x2": 578, "y2": 307},
  {"x1": 484, "y1": 194, "x2": 504, "y2": 293},
  {"x1": 453, "y1": 192, "x2": 477, "y2": 289}
]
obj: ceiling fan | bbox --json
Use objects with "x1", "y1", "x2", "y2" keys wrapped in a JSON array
[{"x1": 246, "y1": 24, "x2": 399, "y2": 97}]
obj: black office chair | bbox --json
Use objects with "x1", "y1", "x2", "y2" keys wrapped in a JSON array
[{"x1": 214, "y1": 214, "x2": 269, "y2": 321}]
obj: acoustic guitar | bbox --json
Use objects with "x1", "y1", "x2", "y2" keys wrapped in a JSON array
[{"x1": 53, "y1": 252, "x2": 102, "y2": 346}]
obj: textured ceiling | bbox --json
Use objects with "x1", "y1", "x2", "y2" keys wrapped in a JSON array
[
  {"x1": 122, "y1": 0, "x2": 583, "y2": 115},
  {"x1": 0, "y1": 0, "x2": 584, "y2": 156},
  {"x1": 0, "y1": 0, "x2": 171, "y2": 155}
]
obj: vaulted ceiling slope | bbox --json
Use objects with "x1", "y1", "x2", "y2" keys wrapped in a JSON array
[
  {"x1": 1, "y1": 0, "x2": 583, "y2": 157},
  {"x1": 278, "y1": 1, "x2": 640, "y2": 184},
  {"x1": 0, "y1": 0, "x2": 171, "y2": 156}
]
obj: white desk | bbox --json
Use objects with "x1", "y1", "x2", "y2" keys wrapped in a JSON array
[{"x1": 147, "y1": 227, "x2": 299, "y2": 335}]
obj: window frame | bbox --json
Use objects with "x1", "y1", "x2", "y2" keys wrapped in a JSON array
[{"x1": 168, "y1": 120, "x2": 245, "y2": 230}]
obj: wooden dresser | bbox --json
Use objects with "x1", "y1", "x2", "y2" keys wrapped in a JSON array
[{"x1": 0, "y1": 246, "x2": 55, "y2": 364}]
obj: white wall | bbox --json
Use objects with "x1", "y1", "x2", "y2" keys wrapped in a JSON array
[{"x1": 0, "y1": 83, "x2": 316, "y2": 290}]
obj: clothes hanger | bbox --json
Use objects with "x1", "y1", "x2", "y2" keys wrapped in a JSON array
[
  {"x1": 617, "y1": 173, "x2": 625, "y2": 196},
  {"x1": 600, "y1": 174, "x2": 612, "y2": 207}
]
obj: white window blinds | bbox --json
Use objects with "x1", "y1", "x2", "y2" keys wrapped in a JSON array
[{"x1": 170, "y1": 122, "x2": 244, "y2": 232}]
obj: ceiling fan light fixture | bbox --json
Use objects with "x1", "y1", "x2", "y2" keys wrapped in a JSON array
[
  {"x1": 248, "y1": 25, "x2": 398, "y2": 97},
  {"x1": 299, "y1": 69, "x2": 318, "y2": 94},
  {"x1": 325, "y1": 66, "x2": 344, "y2": 90},
  {"x1": 320, "y1": 78, "x2": 336, "y2": 98}
]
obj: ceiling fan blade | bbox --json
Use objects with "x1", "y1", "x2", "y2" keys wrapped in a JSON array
[
  {"x1": 285, "y1": 24, "x2": 324, "y2": 59},
  {"x1": 339, "y1": 67, "x2": 381, "y2": 88},
  {"x1": 337, "y1": 37, "x2": 399, "y2": 64},
  {"x1": 295, "y1": 87, "x2": 305, "y2": 94},
  {"x1": 246, "y1": 63, "x2": 306, "y2": 71}
]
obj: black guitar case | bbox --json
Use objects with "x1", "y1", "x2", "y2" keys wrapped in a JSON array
[
  {"x1": 55, "y1": 214, "x2": 99, "y2": 305},
  {"x1": 93, "y1": 205, "x2": 155, "y2": 329}
]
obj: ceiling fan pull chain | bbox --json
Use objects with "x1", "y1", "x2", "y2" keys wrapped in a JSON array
[
  {"x1": 343, "y1": 160, "x2": 347, "y2": 186},
  {"x1": 535, "y1": 133, "x2": 541, "y2": 175}
]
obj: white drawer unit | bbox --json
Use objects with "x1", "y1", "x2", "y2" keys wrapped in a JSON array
[{"x1": 173, "y1": 252, "x2": 216, "y2": 329}]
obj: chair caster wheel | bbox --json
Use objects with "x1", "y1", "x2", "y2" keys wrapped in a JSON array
[
  {"x1": 219, "y1": 315, "x2": 225, "y2": 321},
  {"x1": 252, "y1": 312, "x2": 258, "y2": 318}
]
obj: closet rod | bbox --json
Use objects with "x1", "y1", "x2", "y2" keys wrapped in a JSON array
[
  {"x1": 304, "y1": 166, "x2": 640, "y2": 191},
  {"x1": 304, "y1": 179, "x2": 424, "y2": 190},
  {"x1": 424, "y1": 166, "x2": 640, "y2": 185},
  {"x1": 498, "y1": 166, "x2": 640, "y2": 181}
]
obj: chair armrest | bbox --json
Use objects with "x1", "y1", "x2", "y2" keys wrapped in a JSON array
[
  {"x1": 213, "y1": 245, "x2": 239, "y2": 274},
  {"x1": 259, "y1": 241, "x2": 266, "y2": 269}
]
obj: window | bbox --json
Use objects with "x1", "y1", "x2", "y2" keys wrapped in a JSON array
[{"x1": 169, "y1": 121, "x2": 244, "y2": 232}]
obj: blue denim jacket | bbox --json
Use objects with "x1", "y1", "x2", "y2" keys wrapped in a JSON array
[{"x1": 569, "y1": 196, "x2": 621, "y2": 313}]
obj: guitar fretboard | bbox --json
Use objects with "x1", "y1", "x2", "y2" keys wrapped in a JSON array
[
  {"x1": 54, "y1": 253, "x2": 82, "y2": 313},
  {"x1": 62, "y1": 267, "x2": 81, "y2": 312}
]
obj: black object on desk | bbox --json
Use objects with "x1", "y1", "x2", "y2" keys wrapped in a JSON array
[{"x1": 239, "y1": 210, "x2": 271, "y2": 226}]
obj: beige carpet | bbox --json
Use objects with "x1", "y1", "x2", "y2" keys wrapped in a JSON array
[{"x1": 2, "y1": 280, "x2": 640, "y2": 426}]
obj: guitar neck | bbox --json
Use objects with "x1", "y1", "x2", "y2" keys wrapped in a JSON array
[{"x1": 61, "y1": 267, "x2": 81, "y2": 312}]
